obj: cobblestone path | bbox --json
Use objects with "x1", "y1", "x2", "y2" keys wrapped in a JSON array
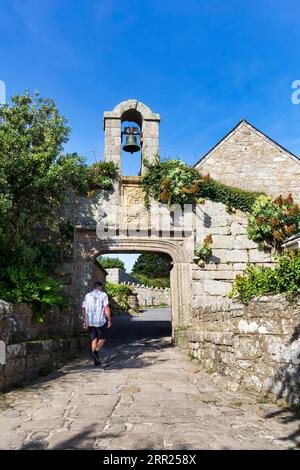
[
  {"x1": 1, "y1": 340, "x2": 300, "y2": 450},
  {"x1": 0, "y1": 309, "x2": 299, "y2": 450}
]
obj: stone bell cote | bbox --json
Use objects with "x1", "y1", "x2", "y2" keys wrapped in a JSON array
[{"x1": 103, "y1": 100, "x2": 160, "y2": 176}]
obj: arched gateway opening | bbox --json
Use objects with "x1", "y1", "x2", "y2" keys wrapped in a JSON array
[
  {"x1": 73, "y1": 230, "x2": 192, "y2": 337},
  {"x1": 71, "y1": 100, "x2": 193, "y2": 339}
]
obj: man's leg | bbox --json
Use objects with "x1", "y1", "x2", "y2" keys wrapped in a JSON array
[
  {"x1": 95, "y1": 338, "x2": 106, "y2": 352},
  {"x1": 95, "y1": 323, "x2": 108, "y2": 355},
  {"x1": 91, "y1": 338, "x2": 98, "y2": 352},
  {"x1": 89, "y1": 328, "x2": 101, "y2": 365}
]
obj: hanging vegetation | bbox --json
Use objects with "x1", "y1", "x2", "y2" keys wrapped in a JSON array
[
  {"x1": 141, "y1": 157, "x2": 261, "y2": 212},
  {"x1": 142, "y1": 157, "x2": 300, "y2": 251},
  {"x1": 194, "y1": 235, "x2": 213, "y2": 267}
]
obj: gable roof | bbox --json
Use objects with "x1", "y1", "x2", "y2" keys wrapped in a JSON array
[{"x1": 194, "y1": 119, "x2": 300, "y2": 168}]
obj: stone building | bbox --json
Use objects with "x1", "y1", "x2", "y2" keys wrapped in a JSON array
[{"x1": 194, "y1": 119, "x2": 300, "y2": 202}]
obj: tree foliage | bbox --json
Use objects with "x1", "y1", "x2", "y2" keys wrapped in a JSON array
[
  {"x1": 0, "y1": 91, "x2": 100, "y2": 318},
  {"x1": 132, "y1": 253, "x2": 172, "y2": 279},
  {"x1": 98, "y1": 256, "x2": 125, "y2": 270}
]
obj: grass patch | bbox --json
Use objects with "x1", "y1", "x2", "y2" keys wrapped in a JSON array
[
  {"x1": 202, "y1": 399, "x2": 218, "y2": 405},
  {"x1": 256, "y1": 397, "x2": 270, "y2": 405},
  {"x1": 230, "y1": 401, "x2": 242, "y2": 408},
  {"x1": 205, "y1": 368, "x2": 216, "y2": 375},
  {"x1": 188, "y1": 352, "x2": 196, "y2": 362}
]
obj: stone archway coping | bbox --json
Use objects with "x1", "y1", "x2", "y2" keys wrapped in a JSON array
[{"x1": 104, "y1": 99, "x2": 160, "y2": 123}]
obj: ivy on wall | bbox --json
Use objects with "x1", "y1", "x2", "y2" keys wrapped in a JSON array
[
  {"x1": 141, "y1": 156, "x2": 261, "y2": 212},
  {"x1": 141, "y1": 157, "x2": 300, "y2": 253}
]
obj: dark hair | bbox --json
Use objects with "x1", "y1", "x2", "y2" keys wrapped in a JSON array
[{"x1": 93, "y1": 280, "x2": 103, "y2": 288}]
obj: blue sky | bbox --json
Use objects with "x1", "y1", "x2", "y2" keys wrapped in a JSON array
[{"x1": 1, "y1": 0, "x2": 300, "y2": 270}]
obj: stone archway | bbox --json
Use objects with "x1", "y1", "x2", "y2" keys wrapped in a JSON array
[{"x1": 73, "y1": 229, "x2": 192, "y2": 335}]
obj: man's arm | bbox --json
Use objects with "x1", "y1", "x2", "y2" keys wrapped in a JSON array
[{"x1": 105, "y1": 305, "x2": 112, "y2": 328}]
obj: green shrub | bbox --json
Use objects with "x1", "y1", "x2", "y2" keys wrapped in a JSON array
[
  {"x1": 73, "y1": 161, "x2": 119, "y2": 196},
  {"x1": 89, "y1": 161, "x2": 118, "y2": 191},
  {"x1": 98, "y1": 256, "x2": 125, "y2": 270},
  {"x1": 0, "y1": 266, "x2": 70, "y2": 322},
  {"x1": 132, "y1": 273, "x2": 170, "y2": 288},
  {"x1": 105, "y1": 281, "x2": 133, "y2": 312},
  {"x1": 248, "y1": 194, "x2": 300, "y2": 249},
  {"x1": 229, "y1": 251, "x2": 300, "y2": 303},
  {"x1": 198, "y1": 178, "x2": 260, "y2": 213},
  {"x1": 142, "y1": 157, "x2": 201, "y2": 208}
]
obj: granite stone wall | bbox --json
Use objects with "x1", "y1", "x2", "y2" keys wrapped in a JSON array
[
  {"x1": 0, "y1": 336, "x2": 88, "y2": 392},
  {"x1": 0, "y1": 300, "x2": 88, "y2": 392},
  {"x1": 190, "y1": 199, "x2": 274, "y2": 311},
  {"x1": 186, "y1": 295, "x2": 300, "y2": 404},
  {"x1": 120, "y1": 283, "x2": 171, "y2": 307},
  {"x1": 0, "y1": 300, "x2": 74, "y2": 344}
]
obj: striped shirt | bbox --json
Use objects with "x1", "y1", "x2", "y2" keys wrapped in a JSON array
[{"x1": 82, "y1": 290, "x2": 109, "y2": 327}]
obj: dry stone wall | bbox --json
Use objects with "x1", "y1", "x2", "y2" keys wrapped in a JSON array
[
  {"x1": 0, "y1": 301, "x2": 74, "y2": 344},
  {"x1": 0, "y1": 336, "x2": 88, "y2": 392},
  {"x1": 120, "y1": 283, "x2": 171, "y2": 307},
  {"x1": 187, "y1": 295, "x2": 300, "y2": 404}
]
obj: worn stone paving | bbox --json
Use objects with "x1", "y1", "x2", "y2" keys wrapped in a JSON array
[{"x1": 0, "y1": 335, "x2": 299, "y2": 450}]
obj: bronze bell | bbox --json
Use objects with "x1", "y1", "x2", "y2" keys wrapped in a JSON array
[{"x1": 122, "y1": 127, "x2": 141, "y2": 154}]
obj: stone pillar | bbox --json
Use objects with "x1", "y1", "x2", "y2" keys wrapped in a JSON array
[
  {"x1": 171, "y1": 261, "x2": 192, "y2": 331},
  {"x1": 103, "y1": 116, "x2": 121, "y2": 170},
  {"x1": 141, "y1": 119, "x2": 160, "y2": 175},
  {"x1": 127, "y1": 292, "x2": 139, "y2": 312}
]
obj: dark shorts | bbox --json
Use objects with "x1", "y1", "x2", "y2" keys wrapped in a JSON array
[{"x1": 88, "y1": 323, "x2": 108, "y2": 342}]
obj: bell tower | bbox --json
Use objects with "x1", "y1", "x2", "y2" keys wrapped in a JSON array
[{"x1": 103, "y1": 99, "x2": 160, "y2": 176}]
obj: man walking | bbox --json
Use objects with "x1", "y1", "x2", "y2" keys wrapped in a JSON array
[{"x1": 82, "y1": 281, "x2": 112, "y2": 366}]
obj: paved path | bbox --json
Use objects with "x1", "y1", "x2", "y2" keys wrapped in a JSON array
[{"x1": 0, "y1": 308, "x2": 299, "y2": 450}]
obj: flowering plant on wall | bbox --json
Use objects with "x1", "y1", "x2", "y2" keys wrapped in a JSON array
[
  {"x1": 248, "y1": 194, "x2": 300, "y2": 250},
  {"x1": 142, "y1": 156, "x2": 299, "y2": 253},
  {"x1": 142, "y1": 156, "x2": 201, "y2": 208},
  {"x1": 141, "y1": 156, "x2": 260, "y2": 211},
  {"x1": 194, "y1": 235, "x2": 213, "y2": 267}
]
